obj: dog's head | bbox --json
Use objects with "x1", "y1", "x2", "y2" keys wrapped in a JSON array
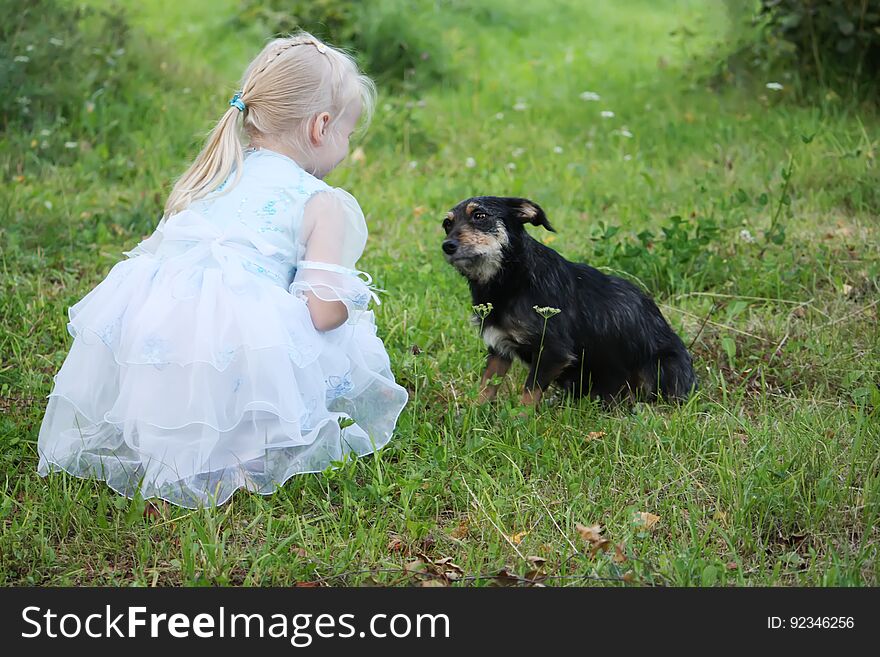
[{"x1": 441, "y1": 196, "x2": 554, "y2": 284}]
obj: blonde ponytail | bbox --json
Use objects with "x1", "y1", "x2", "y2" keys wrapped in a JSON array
[
  {"x1": 163, "y1": 32, "x2": 375, "y2": 219},
  {"x1": 164, "y1": 105, "x2": 245, "y2": 217}
]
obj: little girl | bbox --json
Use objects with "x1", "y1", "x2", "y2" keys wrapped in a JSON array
[{"x1": 37, "y1": 34, "x2": 408, "y2": 508}]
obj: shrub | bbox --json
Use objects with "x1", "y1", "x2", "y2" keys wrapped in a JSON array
[
  {"x1": 726, "y1": 0, "x2": 880, "y2": 92},
  {"x1": 233, "y1": 0, "x2": 458, "y2": 90}
]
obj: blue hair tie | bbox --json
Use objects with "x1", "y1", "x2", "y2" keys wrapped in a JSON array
[{"x1": 229, "y1": 92, "x2": 246, "y2": 112}]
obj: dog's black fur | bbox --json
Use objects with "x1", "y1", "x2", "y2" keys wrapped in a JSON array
[{"x1": 442, "y1": 196, "x2": 697, "y2": 406}]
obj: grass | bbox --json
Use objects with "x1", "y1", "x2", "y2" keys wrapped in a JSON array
[{"x1": 0, "y1": 0, "x2": 878, "y2": 586}]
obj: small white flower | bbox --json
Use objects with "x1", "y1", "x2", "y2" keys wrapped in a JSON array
[
  {"x1": 40, "y1": 129, "x2": 51, "y2": 137},
  {"x1": 182, "y1": 87, "x2": 191, "y2": 94},
  {"x1": 465, "y1": 157, "x2": 476, "y2": 168},
  {"x1": 553, "y1": 146, "x2": 564, "y2": 154},
  {"x1": 408, "y1": 160, "x2": 418, "y2": 169},
  {"x1": 739, "y1": 229, "x2": 755, "y2": 243},
  {"x1": 26, "y1": 44, "x2": 34, "y2": 52},
  {"x1": 619, "y1": 128, "x2": 633, "y2": 138},
  {"x1": 513, "y1": 101, "x2": 528, "y2": 112},
  {"x1": 13, "y1": 55, "x2": 30, "y2": 63},
  {"x1": 506, "y1": 162, "x2": 516, "y2": 171},
  {"x1": 585, "y1": 141, "x2": 594, "y2": 150},
  {"x1": 601, "y1": 110, "x2": 615, "y2": 118},
  {"x1": 495, "y1": 112, "x2": 505, "y2": 120},
  {"x1": 644, "y1": 103, "x2": 653, "y2": 111},
  {"x1": 766, "y1": 82, "x2": 783, "y2": 91},
  {"x1": 383, "y1": 103, "x2": 393, "y2": 112},
  {"x1": 511, "y1": 147, "x2": 525, "y2": 157},
  {"x1": 44, "y1": 200, "x2": 53, "y2": 210},
  {"x1": 64, "y1": 141, "x2": 78, "y2": 149},
  {"x1": 579, "y1": 91, "x2": 601, "y2": 101},
  {"x1": 623, "y1": 154, "x2": 632, "y2": 161},
  {"x1": 48, "y1": 37, "x2": 64, "y2": 47}
]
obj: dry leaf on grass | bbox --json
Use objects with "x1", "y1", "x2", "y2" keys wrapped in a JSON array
[
  {"x1": 387, "y1": 534, "x2": 405, "y2": 553},
  {"x1": 449, "y1": 520, "x2": 469, "y2": 540},
  {"x1": 613, "y1": 543, "x2": 627, "y2": 564},
  {"x1": 586, "y1": 431, "x2": 606, "y2": 441},
  {"x1": 509, "y1": 530, "x2": 529, "y2": 545},
  {"x1": 576, "y1": 523, "x2": 611, "y2": 556},
  {"x1": 632, "y1": 511, "x2": 660, "y2": 530}
]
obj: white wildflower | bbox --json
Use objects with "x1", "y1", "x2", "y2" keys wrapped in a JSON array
[
  {"x1": 511, "y1": 147, "x2": 525, "y2": 157},
  {"x1": 506, "y1": 162, "x2": 516, "y2": 171},
  {"x1": 408, "y1": 160, "x2": 418, "y2": 169},
  {"x1": 513, "y1": 101, "x2": 528, "y2": 112},
  {"x1": 465, "y1": 157, "x2": 476, "y2": 168},
  {"x1": 623, "y1": 154, "x2": 632, "y2": 161},
  {"x1": 64, "y1": 141, "x2": 78, "y2": 149},
  {"x1": 495, "y1": 112, "x2": 505, "y2": 120},
  {"x1": 579, "y1": 91, "x2": 601, "y2": 101},
  {"x1": 739, "y1": 229, "x2": 755, "y2": 243},
  {"x1": 601, "y1": 110, "x2": 615, "y2": 118},
  {"x1": 553, "y1": 146, "x2": 564, "y2": 154},
  {"x1": 620, "y1": 128, "x2": 633, "y2": 138},
  {"x1": 48, "y1": 37, "x2": 64, "y2": 47},
  {"x1": 14, "y1": 55, "x2": 30, "y2": 63},
  {"x1": 766, "y1": 82, "x2": 783, "y2": 91}
]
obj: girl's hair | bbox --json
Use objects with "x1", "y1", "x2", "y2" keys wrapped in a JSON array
[{"x1": 164, "y1": 32, "x2": 375, "y2": 217}]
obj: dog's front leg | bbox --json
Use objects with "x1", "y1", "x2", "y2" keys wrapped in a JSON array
[
  {"x1": 479, "y1": 351, "x2": 512, "y2": 403},
  {"x1": 520, "y1": 357, "x2": 569, "y2": 408}
]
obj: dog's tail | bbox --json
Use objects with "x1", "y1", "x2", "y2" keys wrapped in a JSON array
[{"x1": 657, "y1": 345, "x2": 697, "y2": 400}]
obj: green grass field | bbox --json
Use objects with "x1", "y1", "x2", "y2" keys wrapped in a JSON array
[{"x1": 1, "y1": 0, "x2": 878, "y2": 586}]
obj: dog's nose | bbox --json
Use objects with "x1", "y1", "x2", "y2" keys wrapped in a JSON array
[{"x1": 442, "y1": 240, "x2": 458, "y2": 255}]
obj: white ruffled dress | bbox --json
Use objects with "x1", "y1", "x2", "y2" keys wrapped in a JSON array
[{"x1": 37, "y1": 149, "x2": 409, "y2": 507}]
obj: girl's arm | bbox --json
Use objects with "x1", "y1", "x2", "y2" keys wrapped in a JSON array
[{"x1": 292, "y1": 191, "x2": 369, "y2": 332}]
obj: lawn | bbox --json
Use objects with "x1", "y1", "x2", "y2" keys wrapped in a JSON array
[{"x1": 0, "y1": 0, "x2": 878, "y2": 586}]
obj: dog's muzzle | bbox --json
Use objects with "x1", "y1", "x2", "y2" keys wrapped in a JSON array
[{"x1": 442, "y1": 239, "x2": 458, "y2": 255}]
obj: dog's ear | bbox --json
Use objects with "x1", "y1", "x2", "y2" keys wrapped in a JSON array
[{"x1": 505, "y1": 198, "x2": 555, "y2": 232}]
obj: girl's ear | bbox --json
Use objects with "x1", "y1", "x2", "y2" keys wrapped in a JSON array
[
  {"x1": 505, "y1": 197, "x2": 555, "y2": 232},
  {"x1": 310, "y1": 112, "x2": 332, "y2": 145}
]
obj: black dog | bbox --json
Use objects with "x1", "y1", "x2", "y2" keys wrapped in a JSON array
[{"x1": 441, "y1": 196, "x2": 696, "y2": 407}]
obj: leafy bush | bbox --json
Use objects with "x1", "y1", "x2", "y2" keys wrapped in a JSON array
[
  {"x1": 233, "y1": 0, "x2": 460, "y2": 90},
  {"x1": 727, "y1": 0, "x2": 880, "y2": 92}
]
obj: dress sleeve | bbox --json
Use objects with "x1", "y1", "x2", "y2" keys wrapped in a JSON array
[
  {"x1": 289, "y1": 188, "x2": 377, "y2": 315},
  {"x1": 124, "y1": 216, "x2": 167, "y2": 258}
]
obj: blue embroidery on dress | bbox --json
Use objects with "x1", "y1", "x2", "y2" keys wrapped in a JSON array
[
  {"x1": 215, "y1": 347, "x2": 237, "y2": 369},
  {"x1": 351, "y1": 292, "x2": 371, "y2": 308},
  {"x1": 241, "y1": 259, "x2": 283, "y2": 283},
  {"x1": 325, "y1": 372, "x2": 353, "y2": 402},
  {"x1": 142, "y1": 335, "x2": 170, "y2": 367},
  {"x1": 97, "y1": 315, "x2": 123, "y2": 348},
  {"x1": 232, "y1": 377, "x2": 243, "y2": 393}
]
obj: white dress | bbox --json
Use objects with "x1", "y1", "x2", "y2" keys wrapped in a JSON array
[{"x1": 37, "y1": 148, "x2": 409, "y2": 508}]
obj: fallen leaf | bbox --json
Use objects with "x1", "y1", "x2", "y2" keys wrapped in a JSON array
[
  {"x1": 526, "y1": 556, "x2": 547, "y2": 568},
  {"x1": 413, "y1": 206, "x2": 426, "y2": 218},
  {"x1": 632, "y1": 511, "x2": 660, "y2": 530},
  {"x1": 290, "y1": 547, "x2": 308, "y2": 558},
  {"x1": 387, "y1": 534, "x2": 405, "y2": 553},
  {"x1": 726, "y1": 561, "x2": 739, "y2": 570},
  {"x1": 419, "y1": 579, "x2": 448, "y2": 587},
  {"x1": 405, "y1": 558, "x2": 427, "y2": 573},
  {"x1": 586, "y1": 431, "x2": 606, "y2": 441},
  {"x1": 509, "y1": 530, "x2": 529, "y2": 545},
  {"x1": 492, "y1": 567, "x2": 521, "y2": 587},
  {"x1": 576, "y1": 523, "x2": 610, "y2": 556},
  {"x1": 449, "y1": 520, "x2": 469, "y2": 540},
  {"x1": 576, "y1": 523, "x2": 604, "y2": 543},
  {"x1": 613, "y1": 543, "x2": 627, "y2": 564},
  {"x1": 622, "y1": 571, "x2": 636, "y2": 583},
  {"x1": 842, "y1": 284, "x2": 854, "y2": 296}
]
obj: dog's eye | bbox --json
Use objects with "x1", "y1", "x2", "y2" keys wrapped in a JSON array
[
  {"x1": 442, "y1": 218, "x2": 453, "y2": 232},
  {"x1": 473, "y1": 212, "x2": 488, "y2": 221}
]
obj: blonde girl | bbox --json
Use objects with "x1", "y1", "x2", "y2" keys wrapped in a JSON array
[{"x1": 37, "y1": 33, "x2": 408, "y2": 508}]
